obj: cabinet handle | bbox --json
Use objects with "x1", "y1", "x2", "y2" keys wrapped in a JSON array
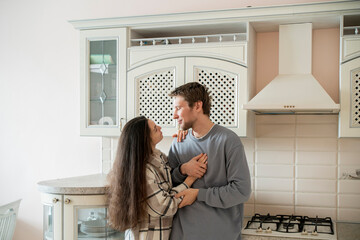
[
  {"x1": 64, "y1": 198, "x2": 71, "y2": 204},
  {"x1": 52, "y1": 198, "x2": 59, "y2": 204}
]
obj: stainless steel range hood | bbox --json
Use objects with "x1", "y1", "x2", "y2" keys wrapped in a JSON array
[{"x1": 243, "y1": 23, "x2": 340, "y2": 114}]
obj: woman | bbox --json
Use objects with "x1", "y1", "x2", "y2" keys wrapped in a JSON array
[{"x1": 107, "y1": 116, "x2": 207, "y2": 240}]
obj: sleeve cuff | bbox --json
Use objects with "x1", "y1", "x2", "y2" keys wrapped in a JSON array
[
  {"x1": 172, "y1": 182, "x2": 188, "y2": 194},
  {"x1": 197, "y1": 188, "x2": 207, "y2": 202}
]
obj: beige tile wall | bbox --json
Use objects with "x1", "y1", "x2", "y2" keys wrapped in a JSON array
[{"x1": 102, "y1": 115, "x2": 360, "y2": 222}]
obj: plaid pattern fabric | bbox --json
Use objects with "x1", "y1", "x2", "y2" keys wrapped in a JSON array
[{"x1": 126, "y1": 149, "x2": 188, "y2": 240}]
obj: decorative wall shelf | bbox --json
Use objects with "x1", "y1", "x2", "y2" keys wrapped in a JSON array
[{"x1": 131, "y1": 33, "x2": 247, "y2": 47}]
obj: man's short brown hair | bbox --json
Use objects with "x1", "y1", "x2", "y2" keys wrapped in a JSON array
[{"x1": 169, "y1": 82, "x2": 212, "y2": 116}]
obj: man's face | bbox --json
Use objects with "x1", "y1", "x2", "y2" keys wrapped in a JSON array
[{"x1": 173, "y1": 96, "x2": 196, "y2": 130}]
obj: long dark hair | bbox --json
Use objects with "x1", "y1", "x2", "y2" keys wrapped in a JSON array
[{"x1": 107, "y1": 116, "x2": 152, "y2": 231}]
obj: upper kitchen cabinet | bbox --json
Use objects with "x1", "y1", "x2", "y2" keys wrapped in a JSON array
[
  {"x1": 70, "y1": 0, "x2": 360, "y2": 137},
  {"x1": 127, "y1": 22, "x2": 255, "y2": 137},
  {"x1": 127, "y1": 58, "x2": 185, "y2": 136},
  {"x1": 341, "y1": 14, "x2": 360, "y2": 62},
  {"x1": 339, "y1": 14, "x2": 360, "y2": 137},
  {"x1": 79, "y1": 28, "x2": 128, "y2": 136},
  {"x1": 185, "y1": 57, "x2": 250, "y2": 136}
]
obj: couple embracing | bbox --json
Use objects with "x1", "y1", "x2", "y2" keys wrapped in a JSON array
[{"x1": 107, "y1": 82, "x2": 251, "y2": 240}]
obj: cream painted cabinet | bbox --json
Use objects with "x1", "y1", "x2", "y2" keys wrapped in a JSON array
[
  {"x1": 339, "y1": 56, "x2": 360, "y2": 137},
  {"x1": 80, "y1": 28, "x2": 128, "y2": 136},
  {"x1": 339, "y1": 14, "x2": 360, "y2": 137},
  {"x1": 127, "y1": 58, "x2": 185, "y2": 136},
  {"x1": 341, "y1": 14, "x2": 360, "y2": 62},
  {"x1": 186, "y1": 57, "x2": 251, "y2": 136},
  {"x1": 41, "y1": 193, "x2": 62, "y2": 240},
  {"x1": 41, "y1": 193, "x2": 124, "y2": 240},
  {"x1": 127, "y1": 54, "x2": 253, "y2": 137}
]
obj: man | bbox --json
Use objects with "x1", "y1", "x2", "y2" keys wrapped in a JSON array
[{"x1": 168, "y1": 82, "x2": 251, "y2": 240}]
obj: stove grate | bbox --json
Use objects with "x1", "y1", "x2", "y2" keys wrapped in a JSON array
[{"x1": 245, "y1": 213, "x2": 334, "y2": 235}]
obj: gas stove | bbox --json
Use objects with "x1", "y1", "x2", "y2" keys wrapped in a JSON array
[{"x1": 242, "y1": 213, "x2": 337, "y2": 240}]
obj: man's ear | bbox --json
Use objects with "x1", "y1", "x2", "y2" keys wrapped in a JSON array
[{"x1": 194, "y1": 101, "x2": 203, "y2": 113}]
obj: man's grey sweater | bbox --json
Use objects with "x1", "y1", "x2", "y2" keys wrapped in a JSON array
[{"x1": 168, "y1": 124, "x2": 251, "y2": 240}]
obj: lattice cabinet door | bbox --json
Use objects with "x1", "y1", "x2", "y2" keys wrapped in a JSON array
[
  {"x1": 127, "y1": 58, "x2": 185, "y2": 136},
  {"x1": 186, "y1": 57, "x2": 250, "y2": 137},
  {"x1": 339, "y1": 56, "x2": 360, "y2": 137}
]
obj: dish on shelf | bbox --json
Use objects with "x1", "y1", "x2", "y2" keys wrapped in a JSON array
[
  {"x1": 81, "y1": 219, "x2": 107, "y2": 228},
  {"x1": 80, "y1": 219, "x2": 116, "y2": 237},
  {"x1": 98, "y1": 117, "x2": 114, "y2": 125},
  {"x1": 79, "y1": 230, "x2": 116, "y2": 238}
]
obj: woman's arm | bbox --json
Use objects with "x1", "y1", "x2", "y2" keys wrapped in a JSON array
[
  {"x1": 145, "y1": 154, "x2": 207, "y2": 217},
  {"x1": 145, "y1": 167, "x2": 187, "y2": 217}
]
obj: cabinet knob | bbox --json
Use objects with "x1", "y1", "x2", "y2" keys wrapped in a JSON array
[
  {"x1": 64, "y1": 198, "x2": 71, "y2": 204},
  {"x1": 52, "y1": 198, "x2": 59, "y2": 204}
]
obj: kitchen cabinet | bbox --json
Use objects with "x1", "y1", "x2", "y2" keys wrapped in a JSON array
[
  {"x1": 186, "y1": 57, "x2": 249, "y2": 137},
  {"x1": 341, "y1": 14, "x2": 360, "y2": 62},
  {"x1": 41, "y1": 193, "x2": 62, "y2": 240},
  {"x1": 38, "y1": 175, "x2": 124, "y2": 240},
  {"x1": 70, "y1": 1, "x2": 360, "y2": 138},
  {"x1": 127, "y1": 58, "x2": 185, "y2": 136},
  {"x1": 80, "y1": 28, "x2": 128, "y2": 136},
  {"x1": 339, "y1": 14, "x2": 360, "y2": 137},
  {"x1": 127, "y1": 41, "x2": 254, "y2": 137},
  {"x1": 76, "y1": 18, "x2": 255, "y2": 137},
  {"x1": 339, "y1": 56, "x2": 360, "y2": 137}
]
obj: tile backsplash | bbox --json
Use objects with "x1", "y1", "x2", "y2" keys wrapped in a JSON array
[{"x1": 102, "y1": 115, "x2": 360, "y2": 222}]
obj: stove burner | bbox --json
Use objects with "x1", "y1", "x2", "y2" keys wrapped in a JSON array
[
  {"x1": 245, "y1": 213, "x2": 334, "y2": 235},
  {"x1": 302, "y1": 216, "x2": 334, "y2": 234},
  {"x1": 245, "y1": 213, "x2": 280, "y2": 231}
]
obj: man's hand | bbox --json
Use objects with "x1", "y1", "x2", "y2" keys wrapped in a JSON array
[
  {"x1": 176, "y1": 189, "x2": 199, "y2": 208},
  {"x1": 172, "y1": 130, "x2": 188, "y2": 142},
  {"x1": 180, "y1": 153, "x2": 208, "y2": 178}
]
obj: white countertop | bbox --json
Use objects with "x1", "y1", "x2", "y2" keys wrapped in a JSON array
[{"x1": 37, "y1": 174, "x2": 108, "y2": 195}]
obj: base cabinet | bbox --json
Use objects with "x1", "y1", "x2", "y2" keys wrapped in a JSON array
[{"x1": 41, "y1": 193, "x2": 124, "y2": 240}]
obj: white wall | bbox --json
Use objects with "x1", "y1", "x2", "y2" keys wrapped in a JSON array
[{"x1": 0, "y1": 0, "x2": 341, "y2": 239}]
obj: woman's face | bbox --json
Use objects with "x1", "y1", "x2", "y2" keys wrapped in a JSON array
[{"x1": 148, "y1": 119, "x2": 163, "y2": 147}]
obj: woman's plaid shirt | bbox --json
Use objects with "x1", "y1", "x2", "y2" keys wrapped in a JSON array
[{"x1": 126, "y1": 149, "x2": 188, "y2": 240}]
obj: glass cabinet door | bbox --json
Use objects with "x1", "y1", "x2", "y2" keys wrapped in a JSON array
[
  {"x1": 43, "y1": 205, "x2": 54, "y2": 240},
  {"x1": 80, "y1": 28, "x2": 127, "y2": 136},
  {"x1": 41, "y1": 193, "x2": 62, "y2": 240},
  {"x1": 63, "y1": 195, "x2": 124, "y2": 240},
  {"x1": 89, "y1": 40, "x2": 117, "y2": 127}
]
